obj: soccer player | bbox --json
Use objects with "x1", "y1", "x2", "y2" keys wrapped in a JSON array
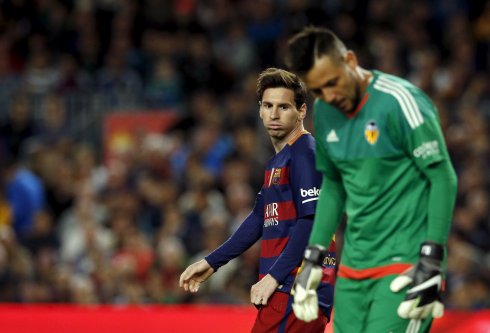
[
  {"x1": 285, "y1": 27, "x2": 457, "y2": 333},
  {"x1": 179, "y1": 68, "x2": 335, "y2": 333}
]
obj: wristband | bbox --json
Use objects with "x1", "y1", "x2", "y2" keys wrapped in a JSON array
[
  {"x1": 420, "y1": 241, "x2": 443, "y2": 261},
  {"x1": 304, "y1": 245, "x2": 326, "y2": 266}
]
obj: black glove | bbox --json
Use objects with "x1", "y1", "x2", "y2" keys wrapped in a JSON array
[
  {"x1": 390, "y1": 241, "x2": 445, "y2": 319},
  {"x1": 291, "y1": 245, "x2": 326, "y2": 322}
]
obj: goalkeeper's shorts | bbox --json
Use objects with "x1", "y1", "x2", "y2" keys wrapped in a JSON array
[{"x1": 333, "y1": 275, "x2": 434, "y2": 333}]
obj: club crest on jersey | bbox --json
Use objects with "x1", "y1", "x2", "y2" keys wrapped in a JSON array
[
  {"x1": 271, "y1": 168, "x2": 282, "y2": 184},
  {"x1": 364, "y1": 121, "x2": 379, "y2": 145}
]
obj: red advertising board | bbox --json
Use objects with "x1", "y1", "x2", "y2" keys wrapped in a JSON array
[
  {"x1": 0, "y1": 305, "x2": 489, "y2": 333},
  {"x1": 103, "y1": 111, "x2": 179, "y2": 164}
]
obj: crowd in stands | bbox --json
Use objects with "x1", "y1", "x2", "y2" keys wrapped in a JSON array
[{"x1": 0, "y1": 0, "x2": 489, "y2": 310}]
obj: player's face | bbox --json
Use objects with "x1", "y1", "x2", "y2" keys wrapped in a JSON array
[
  {"x1": 303, "y1": 52, "x2": 361, "y2": 114},
  {"x1": 259, "y1": 87, "x2": 305, "y2": 141}
]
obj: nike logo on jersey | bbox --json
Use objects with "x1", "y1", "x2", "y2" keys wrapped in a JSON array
[{"x1": 326, "y1": 130, "x2": 339, "y2": 142}]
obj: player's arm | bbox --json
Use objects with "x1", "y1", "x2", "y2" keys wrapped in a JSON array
[
  {"x1": 251, "y1": 215, "x2": 315, "y2": 306},
  {"x1": 386, "y1": 83, "x2": 458, "y2": 245},
  {"x1": 309, "y1": 174, "x2": 345, "y2": 247},
  {"x1": 309, "y1": 139, "x2": 346, "y2": 247},
  {"x1": 422, "y1": 160, "x2": 458, "y2": 244},
  {"x1": 205, "y1": 208, "x2": 263, "y2": 269},
  {"x1": 390, "y1": 159, "x2": 457, "y2": 319},
  {"x1": 179, "y1": 191, "x2": 264, "y2": 293},
  {"x1": 268, "y1": 215, "x2": 315, "y2": 284},
  {"x1": 391, "y1": 163, "x2": 457, "y2": 319},
  {"x1": 388, "y1": 85, "x2": 457, "y2": 319},
  {"x1": 397, "y1": 94, "x2": 457, "y2": 244}
]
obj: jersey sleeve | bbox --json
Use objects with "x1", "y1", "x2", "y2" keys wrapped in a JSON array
[
  {"x1": 388, "y1": 86, "x2": 449, "y2": 169},
  {"x1": 268, "y1": 216, "x2": 314, "y2": 283},
  {"x1": 385, "y1": 82, "x2": 457, "y2": 245},
  {"x1": 205, "y1": 189, "x2": 264, "y2": 271},
  {"x1": 309, "y1": 175, "x2": 346, "y2": 248},
  {"x1": 289, "y1": 139, "x2": 323, "y2": 218}
]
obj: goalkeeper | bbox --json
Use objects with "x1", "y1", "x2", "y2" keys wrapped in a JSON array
[{"x1": 285, "y1": 27, "x2": 457, "y2": 333}]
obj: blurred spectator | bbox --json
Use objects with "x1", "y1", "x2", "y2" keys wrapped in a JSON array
[
  {"x1": 34, "y1": 94, "x2": 73, "y2": 145},
  {"x1": 245, "y1": 0, "x2": 284, "y2": 68},
  {"x1": 180, "y1": 33, "x2": 234, "y2": 94},
  {"x1": 95, "y1": 47, "x2": 143, "y2": 108},
  {"x1": 55, "y1": 54, "x2": 93, "y2": 94},
  {"x1": 0, "y1": 94, "x2": 36, "y2": 157},
  {"x1": 1, "y1": 154, "x2": 45, "y2": 244},
  {"x1": 184, "y1": 210, "x2": 240, "y2": 303},
  {"x1": 72, "y1": 144, "x2": 108, "y2": 193},
  {"x1": 0, "y1": 190, "x2": 12, "y2": 228},
  {"x1": 224, "y1": 181, "x2": 254, "y2": 232},
  {"x1": 144, "y1": 57, "x2": 184, "y2": 108},
  {"x1": 0, "y1": 40, "x2": 21, "y2": 115},
  {"x1": 22, "y1": 49, "x2": 60, "y2": 95},
  {"x1": 69, "y1": 275, "x2": 98, "y2": 304},
  {"x1": 156, "y1": 236, "x2": 186, "y2": 303},
  {"x1": 112, "y1": 224, "x2": 154, "y2": 284},
  {"x1": 24, "y1": 210, "x2": 58, "y2": 254},
  {"x1": 57, "y1": 182, "x2": 110, "y2": 267},
  {"x1": 213, "y1": 20, "x2": 257, "y2": 76}
]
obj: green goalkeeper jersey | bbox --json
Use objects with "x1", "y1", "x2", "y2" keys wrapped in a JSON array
[{"x1": 313, "y1": 70, "x2": 452, "y2": 273}]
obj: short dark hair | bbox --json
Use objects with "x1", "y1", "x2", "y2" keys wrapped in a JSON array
[
  {"x1": 285, "y1": 27, "x2": 347, "y2": 76},
  {"x1": 256, "y1": 67, "x2": 307, "y2": 108}
]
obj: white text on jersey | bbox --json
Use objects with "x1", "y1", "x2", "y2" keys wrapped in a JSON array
[
  {"x1": 264, "y1": 203, "x2": 279, "y2": 227},
  {"x1": 300, "y1": 187, "x2": 320, "y2": 203}
]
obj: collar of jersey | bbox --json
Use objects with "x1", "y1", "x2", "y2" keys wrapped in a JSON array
[
  {"x1": 345, "y1": 71, "x2": 375, "y2": 119},
  {"x1": 346, "y1": 93, "x2": 369, "y2": 119},
  {"x1": 287, "y1": 129, "x2": 309, "y2": 146}
]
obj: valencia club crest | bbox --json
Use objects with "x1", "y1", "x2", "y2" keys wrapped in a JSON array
[{"x1": 365, "y1": 121, "x2": 379, "y2": 145}]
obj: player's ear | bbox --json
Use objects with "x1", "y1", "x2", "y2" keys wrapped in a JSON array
[
  {"x1": 259, "y1": 101, "x2": 265, "y2": 119},
  {"x1": 298, "y1": 103, "x2": 307, "y2": 120},
  {"x1": 345, "y1": 51, "x2": 357, "y2": 70}
]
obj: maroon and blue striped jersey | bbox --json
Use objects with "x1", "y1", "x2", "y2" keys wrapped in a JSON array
[{"x1": 206, "y1": 131, "x2": 335, "y2": 314}]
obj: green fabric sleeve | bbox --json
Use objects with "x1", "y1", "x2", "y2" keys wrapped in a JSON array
[
  {"x1": 422, "y1": 159, "x2": 458, "y2": 244},
  {"x1": 309, "y1": 175, "x2": 346, "y2": 247}
]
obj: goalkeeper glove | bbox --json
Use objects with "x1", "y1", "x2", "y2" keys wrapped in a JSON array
[
  {"x1": 292, "y1": 245, "x2": 325, "y2": 322},
  {"x1": 390, "y1": 241, "x2": 445, "y2": 319}
]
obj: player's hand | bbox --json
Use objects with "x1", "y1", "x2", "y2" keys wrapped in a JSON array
[
  {"x1": 250, "y1": 274, "x2": 279, "y2": 306},
  {"x1": 390, "y1": 241, "x2": 445, "y2": 319},
  {"x1": 291, "y1": 245, "x2": 325, "y2": 322},
  {"x1": 179, "y1": 259, "x2": 214, "y2": 293}
]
